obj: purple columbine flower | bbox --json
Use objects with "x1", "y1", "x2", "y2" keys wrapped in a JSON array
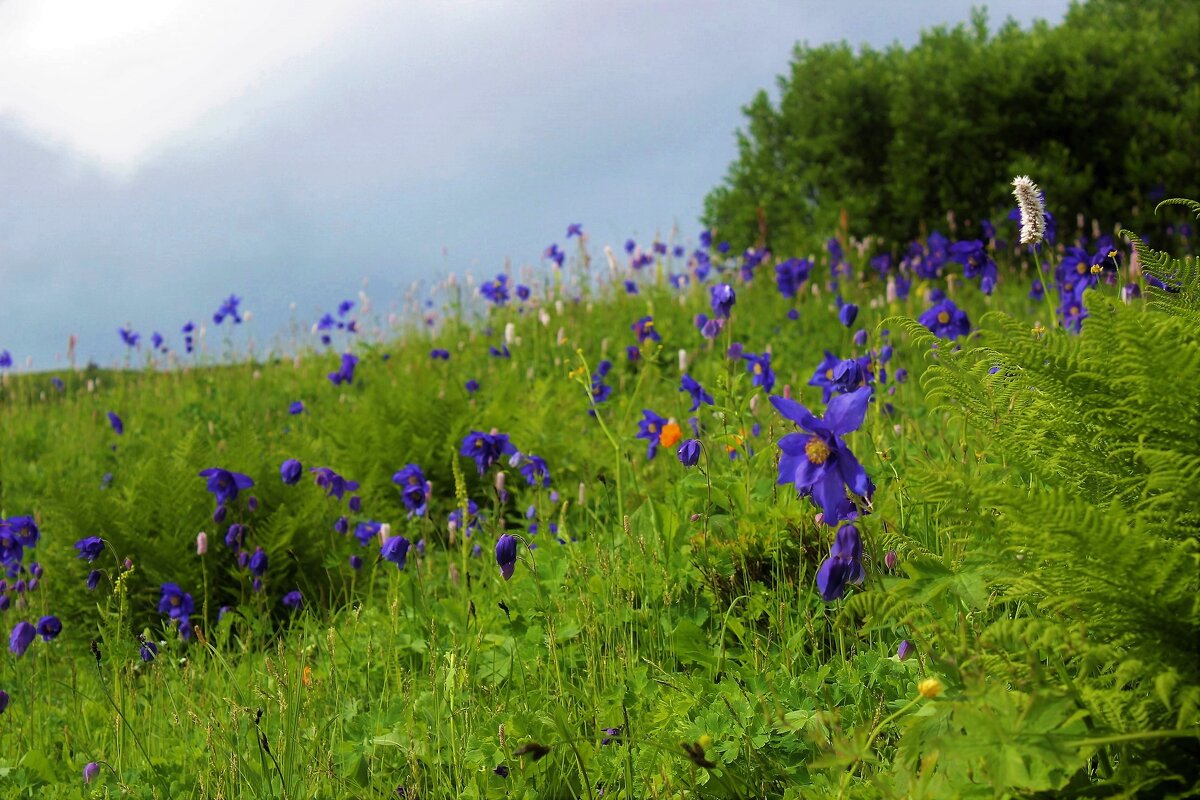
[
  {"x1": 897, "y1": 640, "x2": 914, "y2": 660},
  {"x1": 281, "y1": 590, "x2": 303, "y2": 609},
  {"x1": 815, "y1": 523, "x2": 866, "y2": 601},
  {"x1": 838, "y1": 303, "x2": 858, "y2": 327},
  {"x1": 35, "y1": 615, "x2": 62, "y2": 642},
  {"x1": 310, "y1": 467, "x2": 360, "y2": 500},
  {"x1": 198, "y1": 468, "x2": 254, "y2": 507},
  {"x1": 140, "y1": 640, "x2": 158, "y2": 662},
  {"x1": 213, "y1": 294, "x2": 243, "y2": 325},
  {"x1": 519, "y1": 454, "x2": 552, "y2": 488},
  {"x1": 75, "y1": 536, "x2": 105, "y2": 562},
  {"x1": 9, "y1": 621, "x2": 35, "y2": 656},
  {"x1": 107, "y1": 412, "x2": 124, "y2": 435},
  {"x1": 449, "y1": 501, "x2": 482, "y2": 536},
  {"x1": 710, "y1": 284, "x2": 736, "y2": 318},
  {"x1": 677, "y1": 439, "x2": 701, "y2": 467},
  {"x1": 83, "y1": 761, "x2": 101, "y2": 783},
  {"x1": 742, "y1": 351, "x2": 776, "y2": 393},
  {"x1": 381, "y1": 535, "x2": 411, "y2": 569},
  {"x1": 679, "y1": 374, "x2": 713, "y2": 412},
  {"x1": 918, "y1": 299, "x2": 971, "y2": 339},
  {"x1": 248, "y1": 547, "x2": 269, "y2": 577},
  {"x1": 280, "y1": 458, "x2": 302, "y2": 485},
  {"x1": 353, "y1": 521, "x2": 381, "y2": 546},
  {"x1": 289, "y1": 400, "x2": 305, "y2": 415},
  {"x1": 460, "y1": 431, "x2": 516, "y2": 475},
  {"x1": 328, "y1": 353, "x2": 358, "y2": 385},
  {"x1": 771, "y1": 386, "x2": 874, "y2": 526},
  {"x1": 631, "y1": 316, "x2": 661, "y2": 344},
  {"x1": 495, "y1": 534, "x2": 518, "y2": 580},
  {"x1": 392, "y1": 464, "x2": 429, "y2": 516},
  {"x1": 636, "y1": 410, "x2": 669, "y2": 460},
  {"x1": 86, "y1": 570, "x2": 101, "y2": 590},
  {"x1": 158, "y1": 583, "x2": 195, "y2": 621},
  {"x1": 566, "y1": 223, "x2": 583, "y2": 238},
  {"x1": 465, "y1": 379, "x2": 480, "y2": 395}
]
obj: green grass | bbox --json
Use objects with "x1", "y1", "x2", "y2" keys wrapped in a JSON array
[{"x1": 0, "y1": 234, "x2": 1196, "y2": 798}]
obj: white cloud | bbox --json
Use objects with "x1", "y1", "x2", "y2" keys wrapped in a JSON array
[{"x1": 0, "y1": 0, "x2": 379, "y2": 171}]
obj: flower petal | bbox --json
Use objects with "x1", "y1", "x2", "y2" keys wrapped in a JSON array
[{"x1": 824, "y1": 386, "x2": 873, "y2": 435}]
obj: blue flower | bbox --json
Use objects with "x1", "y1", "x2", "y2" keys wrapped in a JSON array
[
  {"x1": 430, "y1": 348, "x2": 450, "y2": 361},
  {"x1": 74, "y1": 537, "x2": 105, "y2": 562},
  {"x1": 381, "y1": 535, "x2": 411, "y2": 569},
  {"x1": 198, "y1": 468, "x2": 254, "y2": 506},
  {"x1": 353, "y1": 521, "x2": 382, "y2": 546},
  {"x1": 328, "y1": 353, "x2": 358, "y2": 385},
  {"x1": 495, "y1": 534, "x2": 518, "y2": 580},
  {"x1": 281, "y1": 590, "x2": 303, "y2": 609},
  {"x1": 9, "y1": 621, "x2": 35, "y2": 657},
  {"x1": 710, "y1": 284, "x2": 736, "y2": 319},
  {"x1": 289, "y1": 400, "x2": 305, "y2": 415},
  {"x1": 774, "y1": 258, "x2": 811, "y2": 298},
  {"x1": 392, "y1": 464, "x2": 429, "y2": 516},
  {"x1": 86, "y1": 570, "x2": 101, "y2": 590},
  {"x1": 140, "y1": 640, "x2": 159, "y2": 662},
  {"x1": 566, "y1": 223, "x2": 583, "y2": 238},
  {"x1": 36, "y1": 615, "x2": 62, "y2": 642},
  {"x1": 519, "y1": 454, "x2": 552, "y2": 488},
  {"x1": 631, "y1": 316, "x2": 661, "y2": 344},
  {"x1": 742, "y1": 351, "x2": 775, "y2": 392},
  {"x1": 480, "y1": 274, "x2": 510, "y2": 305},
  {"x1": 677, "y1": 439, "x2": 701, "y2": 467},
  {"x1": 838, "y1": 303, "x2": 858, "y2": 327},
  {"x1": 771, "y1": 387, "x2": 874, "y2": 526},
  {"x1": 118, "y1": 327, "x2": 140, "y2": 348},
  {"x1": 0, "y1": 351, "x2": 11, "y2": 369},
  {"x1": 679, "y1": 374, "x2": 714, "y2": 412},
  {"x1": 918, "y1": 299, "x2": 971, "y2": 339},
  {"x1": 449, "y1": 501, "x2": 482, "y2": 536},
  {"x1": 636, "y1": 410, "x2": 669, "y2": 460},
  {"x1": 213, "y1": 294, "x2": 243, "y2": 325},
  {"x1": 248, "y1": 547, "x2": 269, "y2": 577},
  {"x1": 309, "y1": 467, "x2": 360, "y2": 501},
  {"x1": 465, "y1": 379, "x2": 480, "y2": 395},
  {"x1": 815, "y1": 524, "x2": 866, "y2": 601},
  {"x1": 158, "y1": 583, "x2": 195, "y2": 622},
  {"x1": 460, "y1": 431, "x2": 516, "y2": 475}
]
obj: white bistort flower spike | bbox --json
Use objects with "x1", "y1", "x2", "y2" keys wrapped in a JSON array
[{"x1": 1012, "y1": 175, "x2": 1046, "y2": 246}]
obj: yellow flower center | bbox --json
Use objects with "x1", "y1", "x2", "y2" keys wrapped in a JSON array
[
  {"x1": 647, "y1": 423, "x2": 657, "y2": 434},
  {"x1": 1077, "y1": 262, "x2": 1087, "y2": 274},
  {"x1": 937, "y1": 311, "x2": 950, "y2": 324},
  {"x1": 753, "y1": 363, "x2": 762, "y2": 375},
  {"x1": 804, "y1": 436, "x2": 831, "y2": 465},
  {"x1": 825, "y1": 368, "x2": 834, "y2": 379}
]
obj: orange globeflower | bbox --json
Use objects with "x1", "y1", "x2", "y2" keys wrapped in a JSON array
[{"x1": 659, "y1": 420, "x2": 682, "y2": 449}]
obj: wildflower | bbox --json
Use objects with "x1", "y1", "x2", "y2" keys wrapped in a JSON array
[
  {"x1": 460, "y1": 431, "x2": 516, "y2": 475},
  {"x1": 158, "y1": 583, "x2": 195, "y2": 623},
  {"x1": 9, "y1": 621, "x2": 34, "y2": 656},
  {"x1": 815, "y1": 524, "x2": 866, "y2": 601},
  {"x1": 516, "y1": 284, "x2": 531, "y2": 300},
  {"x1": 289, "y1": 400, "x2": 305, "y2": 415},
  {"x1": 853, "y1": 329, "x2": 868, "y2": 347},
  {"x1": 381, "y1": 536, "x2": 411, "y2": 569},
  {"x1": 328, "y1": 353, "x2": 358, "y2": 385},
  {"x1": 897, "y1": 640, "x2": 914, "y2": 660},
  {"x1": 884, "y1": 550, "x2": 898, "y2": 570},
  {"x1": 949, "y1": 239, "x2": 998, "y2": 294},
  {"x1": 0, "y1": 690, "x2": 8, "y2": 713},
  {"x1": 495, "y1": 534, "x2": 518, "y2": 580},
  {"x1": 353, "y1": 521, "x2": 383, "y2": 547},
  {"x1": 448, "y1": 501, "x2": 482, "y2": 536},
  {"x1": 225, "y1": 523, "x2": 246, "y2": 550},
  {"x1": 679, "y1": 374, "x2": 713, "y2": 411},
  {"x1": 196, "y1": 532, "x2": 208, "y2": 555},
  {"x1": 248, "y1": 547, "x2": 269, "y2": 577},
  {"x1": 710, "y1": 284, "x2": 736, "y2": 318},
  {"x1": 918, "y1": 677, "x2": 943, "y2": 699},
  {"x1": 1011, "y1": 176, "x2": 1046, "y2": 245},
  {"x1": 281, "y1": 590, "x2": 303, "y2": 609},
  {"x1": 774, "y1": 258, "x2": 811, "y2": 298},
  {"x1": 838, "y1": 303, "x2": 858, "y2": 327},
  {"x1": 0, "y1": 351, "x2": 10, "y2": 369},
  {"x1": 566, "y1": 223, "x2": 583, "y2": 238},
  {"x1": 601, "y1": 727, "x2": 622, "y2": 745},
  {"x1": 636, "y1": 410, "x2": 669, "y2": 460},
  {"x1": 659, "y1": 420, "x2": 682, "y2": 449},
  {"x1": 348, "y1": 554, "x2": 363, "y2": 570},
  {"x1": 118, "y1": 326, "x2": 140, "y2": 348},
  {"x1": 140, "y1": 640, "x2": 158, "y2": 662},
  {"x1": 918, "y1": 299, "x2": 971, "y2": 339},
  {"x1": 631, "y1": 316, "x2": 661, "y2": 344},
  {"x1": 700, "y1": 316, "x2": 724, "y2": 339},
  {"x1": 742, "y1": 351, "x2": 776, "y2": 392},
  {"x1": 519, "y1": 454, "x2": 552, "y2": 488},
  {"x1": 83, "y1": 761, "x2": 100, "y2": 783},
  {"x1": 86, "y1": 570, "x2": 101, "y2": 590},
  {"x1": 771, "y1": 387, "x2": 874, "y2": 526},
  {"x1": 107, "y1": 412, "x2": 124, "y2": 435},
  {"x1": 392, "y1": 464, "x2": 429, "y2": 516},
  {"x1": 36, "y1": 615, "x2": 62, "y2": 641},
  {"x1": 198, "y1": 468, "x2": 254, "y2": 506},
  {"x1": 430, "y1": 349, "x2": 450, "y2": 360},
  {"x1": 212, "y1": 294, "x2": 243, "y2": 325},
  {"x1": 280, "y1": 459, "x2": 303, "y2": 485},
  {"x1": 310, "y1": 466, "x2": 360, "y2": 500},
  {"x1": 623, "y1": 279, "x2": 638, "y2": 294},
  {"x1": 677, "y1": 439, "x2": 701, "y2": 467},
  {"x1": 74, "y1": 536, "x2": 105, "y2": 562}
]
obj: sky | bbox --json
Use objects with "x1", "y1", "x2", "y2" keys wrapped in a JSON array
[{"x1": 0, "y1": 0, "x2": 1071, "y2": 370}]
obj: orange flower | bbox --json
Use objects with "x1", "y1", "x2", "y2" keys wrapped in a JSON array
[{"x1": 659, "y1": 420, "x2": 682, "y2": 448}]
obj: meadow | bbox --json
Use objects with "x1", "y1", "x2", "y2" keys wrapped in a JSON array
[{"x1": 0, "y1": 191, "x2": 1197, "y2": 798}]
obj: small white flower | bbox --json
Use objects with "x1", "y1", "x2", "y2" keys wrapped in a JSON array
[{"x1": 1011, "y1": 175, "x2": 1046, "y2": 245}]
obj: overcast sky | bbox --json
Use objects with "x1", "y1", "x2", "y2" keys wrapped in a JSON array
[{"x1": 0, "y1": 0, "x2": 1071, "y2": 370}]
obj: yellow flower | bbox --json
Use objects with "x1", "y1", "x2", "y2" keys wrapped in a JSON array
[{"x1": 918, "y1": 677, "x2": 943, "y2": 699}]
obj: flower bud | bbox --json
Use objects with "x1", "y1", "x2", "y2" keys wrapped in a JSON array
[
  {"x1": 897, "y1": 640, "x2": 913, "y2": 660},
  {"x1": 196, "y1": 532, "x2": 209, "y2": 555},
  {"x1": 884, "y1": 550, "x2": 897, "y2": 570}
]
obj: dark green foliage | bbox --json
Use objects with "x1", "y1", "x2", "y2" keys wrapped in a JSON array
[{"x1": 704, "y1": 0, "x2": 1200, "y2": 251}]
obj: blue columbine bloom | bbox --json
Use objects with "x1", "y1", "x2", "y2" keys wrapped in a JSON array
[
  {"x1": 74, "y1": 536, "x2": 105, "y2": 562},
  {"x1": 918, "y1": 299, "x2": 971, "y2": 339},
  {"x1": 198, "y1": 468, "x2": 254, "y2": 506},
  {"x1": 158, "y1": 583, "x2": 195, "y2": 635},
  {"x1": 118, "y1": 327, "x2": 140, "y2": 348},
  {"x1": 381, "y1": 536, "x2": 411, "y2": 569},
  {"x1": 449, "y1": 501, "x2": 482, "y2": 536},
  {"x1": 328, "y1": 353, "x2": 358, "y2": 385},
  {"x1": 281, "y1": 590, "x2": 303, "y2": 609},
  {"x1": 106, "y1": 411, "x2": 124, "y2": 435},
  {"x1": 838, "y1": 303, "x2": 859, "y2": 327},
  {"x1": 516, "y1": 284, "x2": 531, "y2": 301},
  {"x1": 949, "y1": 239, "x2": 998, "y2": 294},
  {"x1": 392, "y1": 464, "x2": 429, "y2": 516},
  {"x1": 631, "y1": 316, "x2": 661, "y2": 344},
  {"x1": 519, "y1": 454, "x2": 552, "y2": 488},
  {"x1": 460, "y1": 431, "x2": 517, "y2": 475},
  {"x1": 36, "y1": 615, "x2": 62, "y2": 642},
  {"x1": 280, "y1": 458, "x2": 303, "y2": 485},
  {"x1": 430, "y1": 348, "x2": 450, "y2": 360},
  {"x1": 774, "y1": 258, "x2": 811, "y2": 298},
  {"x1": 679, "y1": 374, "x2": 714, "y2": 412},
  {"x1": 289, "y1": 400, "x2": 305, "y2": 414},
  {"x1": 771, "y1": 387, "x2": 875, "y2": 526},
  {"x1": 566, "y1": 223, "x2": 583, "y2": 238},
  {"x1": 0, "y1": 351, "x2": 11, "y2": 369},
  {"x1": 4, "y1": 516, "x2": 38, "y2": 548},
  {"x1": 480, "y1": 274, "x2": 510, "y2": 305},
  {"x1": 338, "y1": 300, "x2": 354, "y2": 317},
  {"x1": 636, "y1": 410, "x2": 669, "y2": 460},
  {"x1": 710, "y1": 284, "x2": 736, "y2": 318},
  {"x1": 140, "y1": 640, "x2": 159, "y2": 662},
  {"x1": 465, "y1": 379, "x2": 481, "y2": 395},
  {"x1": 310, "y1": 467, "x2": 360, "y2": 501},
  {"x1": 352, "y1": 520, "x2": 381, "y2": 546},
  {"x1": 86, "y1": 570, "x2": 101, "y2": 590},
  {"x1": 677, "y1": 439, "x2": 701, "y2": 467},
  {"x1": 9, "y1": 621, "x2": 35, "y2": 657},
  {"x1": 815, "y1": 523, "x2": 866, "y2": 602},
  {"x1": 495, "y1": 534, "x2": 518, "y2": 580},
  {"x1": 742, "y1": 351, "x2": 776, "y2": 392},
  {"x1": 213, "y1": 294, "x2": 243, "y2": 325},
  {"x1": 248, "y1": 547, "x2": 269, "y2": 577},
  {"x1": 624, "y1": 280, "x2": 638, "y2": 295},
  {"x1": 808, "y1": 350, "x2": 842, "y2": 403}
]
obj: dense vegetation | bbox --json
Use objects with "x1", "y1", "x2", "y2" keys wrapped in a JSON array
[
  {"x1": 702, "y1": 0, "x2": 1200, "y2": 252},
  {"x1": 0, "y1": 191, "x2": 1196, "y2": 797}
]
